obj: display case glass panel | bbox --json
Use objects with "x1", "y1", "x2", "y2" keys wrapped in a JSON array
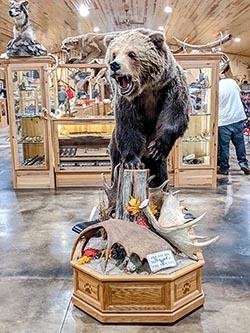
[
  {"x1": 12, "y1": 69, "x2": 48, "y2": 169},
  {"x1": 55, "y1": 66, "x2": 113, "y2": 118},
  {"x1": 55, "y1": 118, "x2": 114, "y2": 171},
  {"x1": 181, "y1": 67, "x2": 212, "y2": 167}
]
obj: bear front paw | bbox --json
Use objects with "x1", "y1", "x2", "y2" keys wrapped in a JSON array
[
  {"x1": 148, "y1": 139, "x2": 166, "y2": 160},
  {"x1": 123, "y1": 157, "x2": 145, "y2": 170}
]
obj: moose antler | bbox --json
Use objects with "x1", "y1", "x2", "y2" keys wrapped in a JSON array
[
  {"x1": 172, "y1": 33, "x2": 232, "y2": 52},
  {"x1": 139, "y1": 198, "x2": 219, "y2": 260}
]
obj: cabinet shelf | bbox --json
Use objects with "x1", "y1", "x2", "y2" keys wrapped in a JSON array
[{"x1": 190, "y1": 113, "x2": 211, "y2": 117}]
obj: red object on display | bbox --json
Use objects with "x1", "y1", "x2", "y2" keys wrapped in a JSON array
[{"x1": 66, "y1": 88, "x2": 74, "y2": 100}]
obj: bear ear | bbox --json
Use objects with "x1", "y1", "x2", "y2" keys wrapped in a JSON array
[
  {"x1": 104, "y1": 34, "x2": 117, "y2": 48},
  {"x1": 149, "y1": 32, "x2": 165, "y2": 52}
]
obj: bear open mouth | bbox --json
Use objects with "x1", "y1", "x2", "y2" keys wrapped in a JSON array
[{"x1": 116, "y1": 75, "x2": 134, "y2": 95}]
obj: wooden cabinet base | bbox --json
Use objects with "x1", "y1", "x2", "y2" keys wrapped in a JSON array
[
  {"x1": 71, "y1": 254, "x2": 205, "y2": 324},
  {"x1": 15, "y1": 170, "x2": 55, "y2": 189}
]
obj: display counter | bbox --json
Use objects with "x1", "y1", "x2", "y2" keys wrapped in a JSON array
[{"x1": 53, "y1": 116, "x2": 115, "y2": 187}]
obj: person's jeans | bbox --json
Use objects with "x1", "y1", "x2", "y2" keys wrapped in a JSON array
[{"x1": 218, "y1": 120, "x2": 248, "y2": 171}]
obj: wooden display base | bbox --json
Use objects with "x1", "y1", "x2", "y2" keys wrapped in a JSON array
[{"x1": 71, "y1": 253, "x2": 205, "y2": 323}]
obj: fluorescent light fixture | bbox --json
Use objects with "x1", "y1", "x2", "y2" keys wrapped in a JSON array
[
  {"x1": 79, "y1": 4, "x2": 89, "y2": 17},
  {"x1": 158, "y1": 26, "x2": 164, "y2": 31},
  {"x1": 93, "y1": 26, "x2": 100, "y2": 33},
  {"x1": 234, "y1": 37, "x2": 241, "y2": 42},
  {"x1": 164, "y1": 6, "x2": 172, "y2": 13}
]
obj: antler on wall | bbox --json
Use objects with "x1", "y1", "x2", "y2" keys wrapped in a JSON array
[{"x1": 172, "y1": 33, "x2": 232, "y2": 52}]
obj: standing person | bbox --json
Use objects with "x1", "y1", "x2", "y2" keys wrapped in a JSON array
[{"x1": 218, "y1": 66, "x2": 250, "y2": 175}]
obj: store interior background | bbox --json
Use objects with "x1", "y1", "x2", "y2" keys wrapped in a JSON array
[{"x1": 0, "y1": 1, "x2": 250, "y2": 332}]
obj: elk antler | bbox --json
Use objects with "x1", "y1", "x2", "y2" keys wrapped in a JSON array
[
  {"x1": 172, "y1": 33, "x2": 232, "y2": 51},
  {"x1": 101, "y1": 164, "x2": 120, "y2": 214}
]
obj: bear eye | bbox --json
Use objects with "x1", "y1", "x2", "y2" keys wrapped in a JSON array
[
  {"x1": 112, "y1": 53, "x2": 116, "y2": 61},
  {"x1": 128, "y1": 51, "x2": 136, "y2": 59}
]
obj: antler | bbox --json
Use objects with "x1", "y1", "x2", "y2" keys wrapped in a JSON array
[
  {"x1": 172, "y1": 33, "x2": 232, "y2": 51},
  {"x1": 148, "y1": 179, "x2": 169, "y2": 207},
  {"x1": 101, "y1": 164, "x2": 120, "y2": 214},
  {"x1": 220, "y1": 53, "x2": 230, "y2": 73}
]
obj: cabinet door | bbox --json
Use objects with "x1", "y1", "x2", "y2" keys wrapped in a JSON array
[
  {"x1": 180, "y1": 66, "x2": 213, "y2": 168},
  {"x1": 10, "y1": 67, "x2": 49, "y2": 170}
]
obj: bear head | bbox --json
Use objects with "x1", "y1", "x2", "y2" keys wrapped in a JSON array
[{"x1": 105, "y1": 30, "x2": 169, "y2": 100}]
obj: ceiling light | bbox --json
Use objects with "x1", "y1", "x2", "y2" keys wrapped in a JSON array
[
  {"x1": 158, "y1": 26, "x2": 164, "y2": 31},
  {"x1": 79, "y1": 4, "x2": 89, "y2": 17},
  {"x1": 164, "y1": 6, "x2": 172, "y2": 14},
  {"x1": 218, "y1": 47, "x2": 222, "y2": 51},
  {"x1": 234, "y1": 37, "x2": 241, "y2": 42},
  {"x1": 93, "y1": 26, "x2": 100, "y2": 33}
]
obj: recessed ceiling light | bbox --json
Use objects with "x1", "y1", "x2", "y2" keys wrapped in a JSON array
[
  {"x1": 164, "y1": 6, "x2": 172, "y2": 14},
  {"x1": 218, "y1": 47, "x2": 222, "y2": 51},
  {"x1": 158, "y1": 26, "x2": 164, "y2": 31},
  {"x1": 93, "y1": 26, "x2": 100, "y2": 33},
  {"x1": 234, "y1": 37, "x2": 241, "y2": 42},
  {"x1": 79, "y1": 4, "x2": 89, "y2": 17}
]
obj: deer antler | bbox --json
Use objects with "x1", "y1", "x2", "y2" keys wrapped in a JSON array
[{"x1": 172, "y1": 33, "x2": 232, "y2": 51}]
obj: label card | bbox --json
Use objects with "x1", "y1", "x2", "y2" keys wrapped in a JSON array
[{"x1": 147, "y1": 250, "x2": 177, "y2": 273}]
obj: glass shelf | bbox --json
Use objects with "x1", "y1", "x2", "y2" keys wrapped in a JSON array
[{"x1": 190, "y1": 113, "x2": 211, "y2": 117}]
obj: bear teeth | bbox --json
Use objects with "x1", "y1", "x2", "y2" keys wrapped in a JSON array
[{"x1": 117, "y1": 75, "x2": 133, "y2": 95}]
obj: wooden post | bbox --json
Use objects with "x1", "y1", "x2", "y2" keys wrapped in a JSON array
[{"x1": 115, "y1": 169, "x2": 149, "y2": 221}]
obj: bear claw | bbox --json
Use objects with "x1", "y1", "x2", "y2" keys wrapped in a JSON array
[{"x1": 123, "y1": 159, "x2": 145, "y2": 170}]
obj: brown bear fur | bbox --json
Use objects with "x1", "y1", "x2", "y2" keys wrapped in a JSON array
[{"x1": 105, "y1": 29, "x2": 190, "y2": 187}]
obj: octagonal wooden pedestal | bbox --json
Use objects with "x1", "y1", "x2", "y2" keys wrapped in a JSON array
[{"x1": 71, "y1": 253, "x2": 205, "y2": 323}]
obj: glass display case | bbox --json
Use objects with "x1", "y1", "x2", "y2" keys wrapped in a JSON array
[
  {"x1": 12, "y1": 69, "x2": 48, "y2": 169},
  {"x1": 4, "y1": 57, "x2": 55, "y2": 189},
  {"x1": 53, "y1": 64, "x2": 113, "y2": 118},
  {"x1": 171, "y1": 54, "x2": 221, "y2": 188},
  {"x1": 53, "y1": 117, "x2": 115, "y2": 187}
]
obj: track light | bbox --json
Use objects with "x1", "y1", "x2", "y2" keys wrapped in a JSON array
[
  {"x1": 79, "y1": 4, "x2": 89, "y2": 17},
  {"x1": 164, "y1": 6, "x2": 172, "y2": 14},
  {"x1": 233, "y1": 37, "x2": 241, "y2": 42}
]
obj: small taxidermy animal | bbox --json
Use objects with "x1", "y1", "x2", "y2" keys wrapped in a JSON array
[{"x1": 9, "y1": 0, "x2": 34, "y2": 41}]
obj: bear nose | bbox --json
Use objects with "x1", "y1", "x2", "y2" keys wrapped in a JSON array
[{"x1": 110, "y1": 61, "x2": 121, "y2": 73}]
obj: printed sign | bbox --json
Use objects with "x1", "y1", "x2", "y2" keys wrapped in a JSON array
[{"x1": 147, "y1": 250, "x2": 177, "y2": 273}]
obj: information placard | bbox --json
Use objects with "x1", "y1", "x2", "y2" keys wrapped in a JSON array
[{"x1": 147, "y1": 250, "x2": 177, "y2": 273}]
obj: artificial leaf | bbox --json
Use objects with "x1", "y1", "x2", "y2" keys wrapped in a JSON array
[{"x1": 127, "y1": 196, "x2": 141, "y2": 215}]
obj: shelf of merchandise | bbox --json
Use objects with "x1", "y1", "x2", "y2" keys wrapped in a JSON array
[{"x1": 53, "y1": 116, "x2": 115, "y2": 187}]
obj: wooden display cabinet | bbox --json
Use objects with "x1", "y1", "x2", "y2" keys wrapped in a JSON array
[
  {"x1": 3, "y1": 57, "x2": 55, "y2": 189},
  {"x1": 171, "y1": 54, "x2": 221, "y2": 188},
  {"x1": 53, "y1": 117, "x2": 115, "y2": 187}
]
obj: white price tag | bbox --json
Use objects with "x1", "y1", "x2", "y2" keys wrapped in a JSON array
[{"x1": 147, "y1": 250, "x2": 177, "y2": 273}]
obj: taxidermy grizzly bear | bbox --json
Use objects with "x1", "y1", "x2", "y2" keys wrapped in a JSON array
[{"x1": 105, "y1": 29, "x2": 190, "y2": 187}]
